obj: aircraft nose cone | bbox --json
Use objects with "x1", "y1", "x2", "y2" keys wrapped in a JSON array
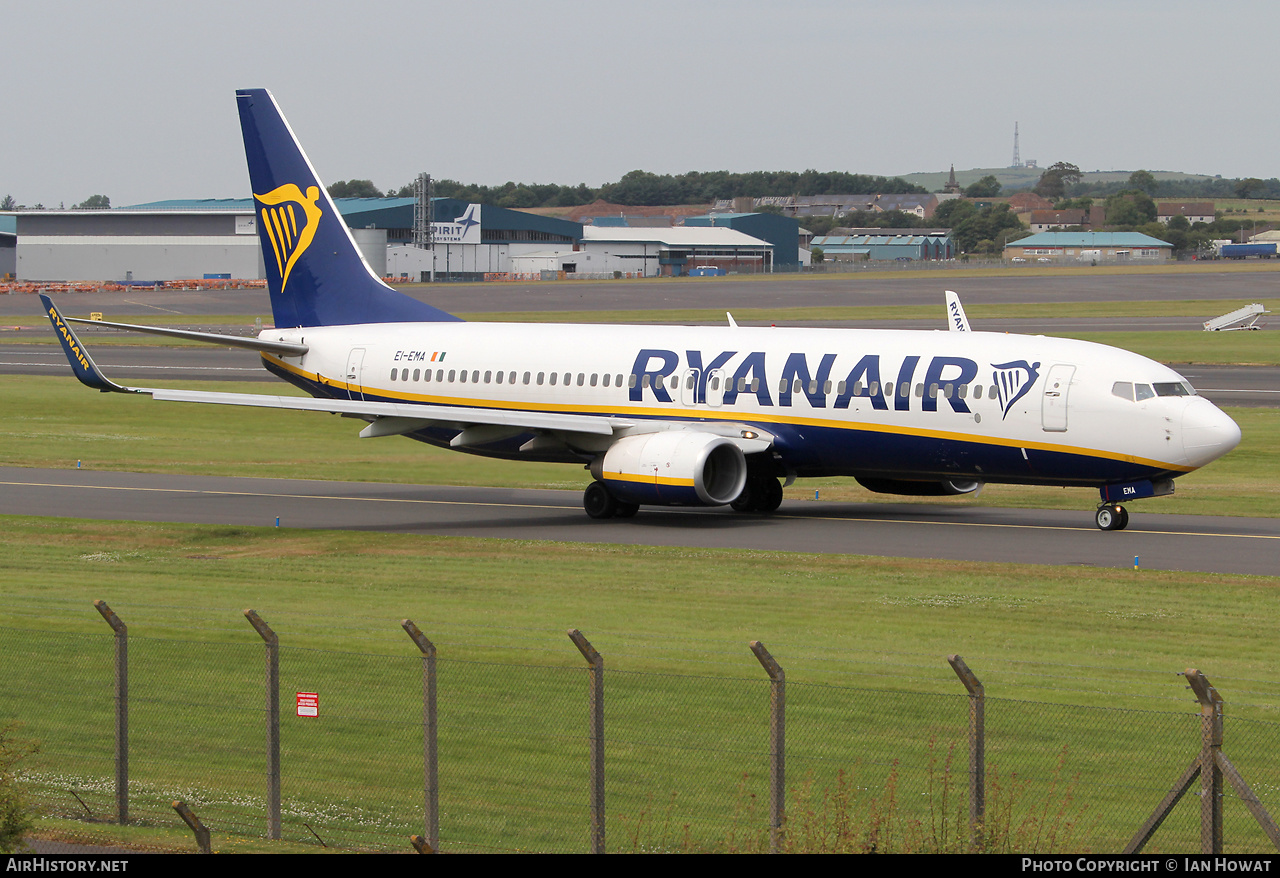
[{"x1": 1182, "y1": 400, "x2": 1242, "y2": 468}]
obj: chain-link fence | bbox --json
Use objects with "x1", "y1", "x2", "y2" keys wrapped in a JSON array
[{"x1": 3, "y1": 610, "x2": 1279, "y2": 854}]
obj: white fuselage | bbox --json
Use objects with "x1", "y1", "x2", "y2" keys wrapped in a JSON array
[{"x1": 256, "y1": 321, "x2": 1240, "y2": 487}]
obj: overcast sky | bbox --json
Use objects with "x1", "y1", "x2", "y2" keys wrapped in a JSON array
[{"x1": 5, "y1": 0, "x2": 1278, "y2": 207}]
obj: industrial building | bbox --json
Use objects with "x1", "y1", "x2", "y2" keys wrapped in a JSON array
[
  {"x1": 0, "y1": 215, "x2": 15, "y2": 277},
  {"x1": 3, "y1": 196, "x2": 786, "y2": 282},
  {"x1": 809, "y1": 230, "x2": 955, "y2": 262},
  {"x1": 1002, "y1": 232, "x2": 1172, "y2": 263}
]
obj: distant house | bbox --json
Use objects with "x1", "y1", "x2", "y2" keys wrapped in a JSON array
[
  {"x1": 1008, "y1": 192, "x2": 1054, "y2": 213},
  {"x1": 1157, "y1": 202, "x2": 1215, "y2": 225},
  {"x1": 1029, "y1": 209, "x2": 1088, "y2": 233}
]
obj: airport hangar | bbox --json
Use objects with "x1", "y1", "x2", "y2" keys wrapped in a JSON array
[{"x1": 4, "y1": 197, "x2": 799, "y2": 283}]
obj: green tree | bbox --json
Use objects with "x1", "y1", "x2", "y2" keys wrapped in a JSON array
[
  {"x1": 933, "y1": 198, "x2": 977, "y2": 228},
  {"x1": 949, "y1": 203, "x2": 1025, "y2": 254},
  {"x1": 1033, "y1": 162, "x2": 1082, "y2": 200},
  {"x1": 1235, "y1": 177, "x2": 1265, "y2": 199},
  {"x1": 327, "y1": 179, "x2": 382, "y2": 198},
  {"x1": 1104, "y1": 190, "x2": 1157, "y2": 228},
  {"x1": 963, "y1": 175, "x2": 1002, "y2": 198},
  {"x1": 74, "y1": 194, "x2": 110, "y2": 209},
  {"x1": 811, "y1": 246, "x2": 824, "y2": 264},
  {"x1": 0, "y1": 195, "x2": 14, "y2": 210},
  {"x1": 1127, "y1": 170, "x2": 1158, "y2": 195}
]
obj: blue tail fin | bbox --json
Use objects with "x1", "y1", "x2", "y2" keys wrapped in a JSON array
[{"x1": 236, "y1": 88, "x2": 461, "y2": 328}]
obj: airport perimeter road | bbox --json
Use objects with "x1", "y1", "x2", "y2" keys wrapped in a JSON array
[
  {"x1": 2, "y1": 467, "x2": 1276, "y2": 576},
  {"x1": 2, "y1": 268, "x2": 1278, "y2": 318}
]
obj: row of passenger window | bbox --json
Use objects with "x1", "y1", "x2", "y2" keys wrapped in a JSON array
[
  {"x1": 390, "y1": 368, "x2": 629, "y2": 388},
  {"x1": 389, "y1": 366, "x2": 1005, "y2": 402},
  {"x1": 1111, "y1": 381, "x2": 1195, "y2": 402}
]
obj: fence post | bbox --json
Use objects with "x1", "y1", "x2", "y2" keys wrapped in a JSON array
[
  {"x1": 1186, "y1": 669, "x2": 1224, "y2": 854},
  {"x1": 173, "y1": 800, "x2": 212, "y2": 854},
  {"x1": 947, "y1": 654, "x2": 985, "y2": 851},
  {"x1": 568, "y1": 629, "x2": 604, "y2": 854},
  {"x1": 1126, "y1": 669, "x2": 1280, "y2": 853},
  {"x1": 244, "y1": 609, "x2": 281, "y2": 840},
  {"x1": 93, "y1": 600, "x2": 127, "y2": 825},
  {"x1": 401, "y1": 619, "x2": 438, "y2": 853},
  {"x1": 750, "y1": 641, "x2": 785, "y2": 853}
]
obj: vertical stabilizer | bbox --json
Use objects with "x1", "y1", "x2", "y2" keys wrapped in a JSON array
[
  {"x1": 235, "y1": 89, "x2": 461, "y2": 328},
  {"x1": 944, "y1": 290, "x2": 971, "y2": 332}
]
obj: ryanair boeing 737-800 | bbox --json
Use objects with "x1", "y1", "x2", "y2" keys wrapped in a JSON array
[{"x1": 43, "y1": 89, "x2": 1242, "y2": 530}]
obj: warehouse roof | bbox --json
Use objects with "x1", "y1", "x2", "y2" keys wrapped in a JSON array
[
  {"x1": 581, "y1": 226, "x2": 770, "y2": 248},
  {"x1": 1010, "y1": 232, "x2": 1172, "y2": 248}
]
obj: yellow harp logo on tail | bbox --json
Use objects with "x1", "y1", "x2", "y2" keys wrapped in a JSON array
[{"x1": 254, "y1": 184, "x2": 323, "y2": 292}]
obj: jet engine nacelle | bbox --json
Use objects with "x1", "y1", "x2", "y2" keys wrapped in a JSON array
[
  {"x1": 855, "y1": 476, "x2": 983, "y2": 496},
  {"x1": 592, "y1": 432, "x2": 748, "y2": 507}
]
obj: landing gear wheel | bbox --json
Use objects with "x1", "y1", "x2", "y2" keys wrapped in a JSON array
[
  {"x1": 759, "y1": 477, "x2": 784, "y2": 512},
  {"x1": 730, "y1": 481, "x2": 757, "y2": 512},
  {"x1": 731, "y1": 477, "x2": 784, "y2": 514},
  {"x1": 583, "y1": 481, "x2": 618, "y2": 519},
  {"x1": 1095, "y1": 504, "x2": 1127, "y2": 531}
]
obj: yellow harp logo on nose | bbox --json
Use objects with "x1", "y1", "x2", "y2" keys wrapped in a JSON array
[{"x1": 255, "y1": 184, "x2": 323, "y2": 291}]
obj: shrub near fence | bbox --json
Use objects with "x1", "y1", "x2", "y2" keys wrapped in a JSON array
[{"x1": 3, "y1": 606, "x2": 1280, "y2": 854}]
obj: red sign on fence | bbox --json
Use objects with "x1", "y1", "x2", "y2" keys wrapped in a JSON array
[{"x1": 296, "y1": 692, "x2": 319, "y2": 718}]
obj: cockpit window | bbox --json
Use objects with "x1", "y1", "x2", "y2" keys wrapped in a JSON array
[
  {"x1": 1154, "y1": 382, "x2": 1194, "y2": 397},
  {"x1": 1111, "y1": 382, "x2": 1133, "y2": 401},
  {"x1": 1135, "y1": 384, "x2": 1155, "y2": 401}
]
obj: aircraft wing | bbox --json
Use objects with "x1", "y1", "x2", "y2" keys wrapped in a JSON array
[
  {"x1": 147, "y1": 387, "x2": 618, "y2": 436},
  {"x1": 42, "y1": 294, "x2": 618, "y2": 437},
  {"x1": 42, "y1": 295, "x2": 776, "y2": 453}
]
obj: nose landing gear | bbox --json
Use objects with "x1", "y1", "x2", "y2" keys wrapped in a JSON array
[{"x1": 1095, "y1": 504, "x2": 1130, "y2": 531}]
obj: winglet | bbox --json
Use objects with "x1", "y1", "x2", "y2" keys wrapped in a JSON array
[
  {"x1": 39, "y1": 295, "x2": 134, "y2": 393},
  {"x1": 945, "y1": 290, "x2": 971, "y2": 332}
]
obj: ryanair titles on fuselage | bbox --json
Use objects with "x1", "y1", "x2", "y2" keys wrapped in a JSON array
[{"x1": 626, "y1": 348, "x2": 1039, "y2": 420}]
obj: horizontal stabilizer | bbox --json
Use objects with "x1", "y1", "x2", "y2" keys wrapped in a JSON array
[{"x1": 66, "y1": 316, "x2": 308, "y2": 356}]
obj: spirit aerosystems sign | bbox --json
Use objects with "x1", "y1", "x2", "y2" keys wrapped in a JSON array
[{"x1": 431, "y1": 204, "x2": 482, "y2": 244}]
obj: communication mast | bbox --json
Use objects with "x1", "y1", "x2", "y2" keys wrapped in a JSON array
[
  {"x1": 1010, "y1": 122, "x2": 1021, "y2": 169},
  {"x1": 412, "y1": 173, "x2": 434, "y2": 282}
]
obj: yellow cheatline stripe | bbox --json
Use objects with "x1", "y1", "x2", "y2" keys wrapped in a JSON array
[
  {"x1": 603, "y1": 472, "x2": 696, "y2": 488},
  {"x1": 261, "y1": 355, "x2": 1194, "y2": 473}
]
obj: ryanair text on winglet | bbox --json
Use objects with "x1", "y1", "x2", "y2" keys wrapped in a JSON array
[{"x1": 48, "y1": 306, "x2": 92, "y2": 374}]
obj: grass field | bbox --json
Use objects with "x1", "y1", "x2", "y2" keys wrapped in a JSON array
[{"x1": 4, "y1": 520, "x2": 1280, "y2": 853}]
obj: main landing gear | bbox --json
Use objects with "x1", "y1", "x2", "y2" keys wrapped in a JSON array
[
  {"x1": 583, "y1": 481, "x2": 638, "y2": 520},
  {"x1": 1095, "y1": 504, "x2": 1130, "y2": 531},
  {"x1": 730, "y1": 476, "x2": 784, "y2": 513},
  {"x1": 582, "y1": 477, "x2": 784, "y2": 519}
]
